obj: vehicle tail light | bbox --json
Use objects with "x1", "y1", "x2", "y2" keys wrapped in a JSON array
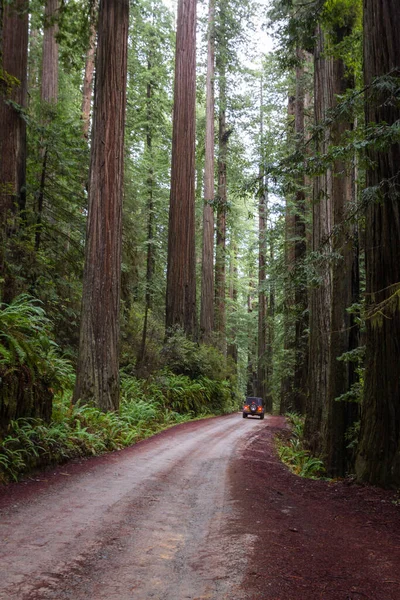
[
  {"x1": 244, "y1": 405, "x2": 249, "y2": 410},
  {"x1": 257, "y1": 406, "x2": 262, "y2": 411}
]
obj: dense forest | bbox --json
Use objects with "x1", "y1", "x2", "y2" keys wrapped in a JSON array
[{"x1": 0, "y1": 0, "x2": 399, "y2": 489}]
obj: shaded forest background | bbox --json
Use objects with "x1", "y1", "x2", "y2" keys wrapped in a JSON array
[{"x1": 0, "y1": 0, "x2": 399, "y2": 489}]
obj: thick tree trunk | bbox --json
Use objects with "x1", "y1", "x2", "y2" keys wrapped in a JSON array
[
  {"x1": 81, "y1": 0, "x2": 98, "y2": 139},
  {"x1": 292, "y1": 50, "x2": 308, "y2": 415},
  {"x1": 138, "y1": 70, "x2": 155, "y2": 366},
  {"x1": 304, "y1": 26, "x2": 333, "y2": 454},
  {"x1": 214, "y1": 65, "x2": 227, "y2": 352},
  {"x1": 280, "y1": 94, "x2": 296, "y2": 414},
  {"x1": 323, "y1": 46, "x2": 358, "y2": 477},
  {"x1": 356, "y1": 0, "x2": 400, "y2": 487},
  {"x1": 0, "y1": 0, "x2": 28, "y2": 303},
  {"x1": 200, "y1": 0, "x2": 215, "y2": 342},
  {"x1": 73, "y1": 0, "x2": 129, "y2": 411},
  {"x1": 165, "y1": 0, "x2": 197, "y2": 337}
]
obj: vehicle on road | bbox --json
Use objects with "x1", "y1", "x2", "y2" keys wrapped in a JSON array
[{"x1": 242, "y1": 396, "x2": 265, "y2": 419}]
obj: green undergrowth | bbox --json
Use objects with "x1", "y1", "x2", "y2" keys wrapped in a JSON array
[
  {"x1": 277, "y1": 413, "x2": 326, "y2": 479},
  {"x1": 0, "y1": 371, "x2": 238, "y2": 484}
]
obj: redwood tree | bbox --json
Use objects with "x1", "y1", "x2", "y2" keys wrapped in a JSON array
[
  {"x1": 323, "y1": 21, "x2": 359, "y2": 477},
  {"x1": 304, "y1": 25, "x2": 333, "y2": 453},
  {"x1": 280, "y1": 93, "x2": 296, "y2": 414},
  {"x1": 257, "y1": 79, "x2": 268, "y2": 406},
  {"x1": 73, "y1": 0, "x2": 129, "y2": 411},
  {"x1": 165, "y1": 0, "x2": 197, "y2": 337},
  {"x1": 0, "y1": 0, "x2": 29, "y2": 303},
  {"x1": 356, "y1": 0, "x2": 400, "y2": 487},
  {"x1": 35, "y1": 0, "x2": 60, "y2": 252},
  {"x1": 200, "y1": 0, "x2": 215, "y2": 342},
  {"x1": 214, "y1": 56, "x2": 228, "y2": 351},
  {"x1": 292, "y1": 48, "x2": 308, "y2": 415}
]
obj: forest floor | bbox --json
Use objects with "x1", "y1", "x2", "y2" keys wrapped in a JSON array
[{"x1": 0, "y1": 414, "x2": 399, "y2": 599}]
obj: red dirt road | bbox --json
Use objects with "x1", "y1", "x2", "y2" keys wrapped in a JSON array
[{"x1": 1, "y1": 414, "x2": 400, "y2": 600}]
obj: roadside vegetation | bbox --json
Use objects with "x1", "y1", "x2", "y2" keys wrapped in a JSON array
[
  {"x1": 0, "y1": 296, "x2": 239, "y2": 484},
  {"x1": 277, "y1": 413, "x2": 326, "y2": 479}
]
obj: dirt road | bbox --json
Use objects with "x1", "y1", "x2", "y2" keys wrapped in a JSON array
[
  {"x1": 1, "y1": 414, "x2": 400, "y2": 600},
  {"x1": 0, "y1": 414, "x2": 260, "y2": 600}
]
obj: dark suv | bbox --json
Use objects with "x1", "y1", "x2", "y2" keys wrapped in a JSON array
[{"x1": 242, "y1": 396, "x2": 265, "y2": 419}]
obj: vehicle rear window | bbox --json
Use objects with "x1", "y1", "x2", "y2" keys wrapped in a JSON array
[{"x1": 245, "y1": 397, "x2": 262, "y2": 405}]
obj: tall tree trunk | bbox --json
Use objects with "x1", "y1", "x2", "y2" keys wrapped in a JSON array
[
  {"x1": 257, "y1": 75, "x2": 269, "y2": 406},
  {"x1": 257, "y1": 183, "x2": 268, "y2": 405},
  {"x1": 214, "y1": 62, "x2": 227, "y2": 352},
  {"x1": 138, "y1": 64, "x2": 155, "y2": 366},
  {"x1": 356, "y1": 0, "x2": 400, "y2": 487},
  {"x1": 0, "y1": 0, "x2": 28, "y2": 303},
  {"x1": 73, "y1": 0, "x2": 129, "y2": 411},
  {"x1": 81, "y1": 0, "x2": 98, "y2": 139},
  {"x1": 165, "y1": 0, "x2": 197, "y2": 337},
  {"x1": 35, "y1": 0, "x2": 59, "y2": 252},
  {"x1": 292, "y1": 49, "x2": 308, "y2": 415},
  {"x1": 304, "y1": 26, "x2": 333, "y2": 454},
  {"x1": 41, "y1": 0, "x2": 59, "y2": 104},
  {"x1": 247, "y1": 269, "x2": 257, "y2": 396},
  {"x1": 280, "y1": 94, "x2": 296, "y2": 414},
  {"x1": 200, "y1": 0, "x2": 215, "y2": 342},
  {"x1": 323, "y1": 37, "x2": 358, "y2": 477}
]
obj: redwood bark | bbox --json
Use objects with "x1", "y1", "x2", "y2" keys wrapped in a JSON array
[
  {"x1": 356, "y1": 0, "x2": 400, "y2": 487},
  {"x1": 81, "y1": 0, "x2": 98, "y2": 139},
  {"x1": 73, "y1": 0, "x2": 129, "y2": 411},
  {"x1": 200, "y1": 0, "x2": 215, "y2": 342},
  {"x1": 304, "y1": 26, "x2": 333, "y2": 453},
  {"x1": 165, "y1": 0, "x2": 197, "y2": 337},
  {"x1": 138, "y1": 64, "x2": 155, "y2": 366},
  {"x1": 0, "y1": 0, "x2": 28, "y2": 302},
  {"x1": 214, "y1": 63, "x2": 227, "y2": 352},
  {"x1": 35, "y1": 0, "x2": 59, "y2": 252},
  {"x1": 280, "y1": 94, "x2": 296, "y2": 414},
  {"x1": 292, "y1": 50, "x2": 308, "y2": 415},
  {"x1": 323, "y1": 38, "x2": 358, "y2": 477}
]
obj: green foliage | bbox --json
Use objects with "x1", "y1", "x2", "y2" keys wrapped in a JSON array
[
  {"x1": 267, "y1": 0, "x2": 325, "y2": 64},
  {"x1": 277, "y1": 413, "x2": 326, "y2": 478},
  {"x1": 0, "y1": 370, "x2": 237, "y2": 483},
  {"x1": 0, "y1": 294, "x2": 73, "y2": 391},
  {"x1": 345, "y1": 419, "x2": 360, "y2": 451},
  {"x1": 161, "y1": 329, "x2": 233, "y2": 380}
]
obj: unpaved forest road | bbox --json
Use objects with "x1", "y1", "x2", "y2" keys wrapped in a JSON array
[
  {"x1": 0, "y1": 415, "x2": 257, "y2": 600},
  {"x1": 1, "y1": 415, "x2": 400, "y2": 600}
]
